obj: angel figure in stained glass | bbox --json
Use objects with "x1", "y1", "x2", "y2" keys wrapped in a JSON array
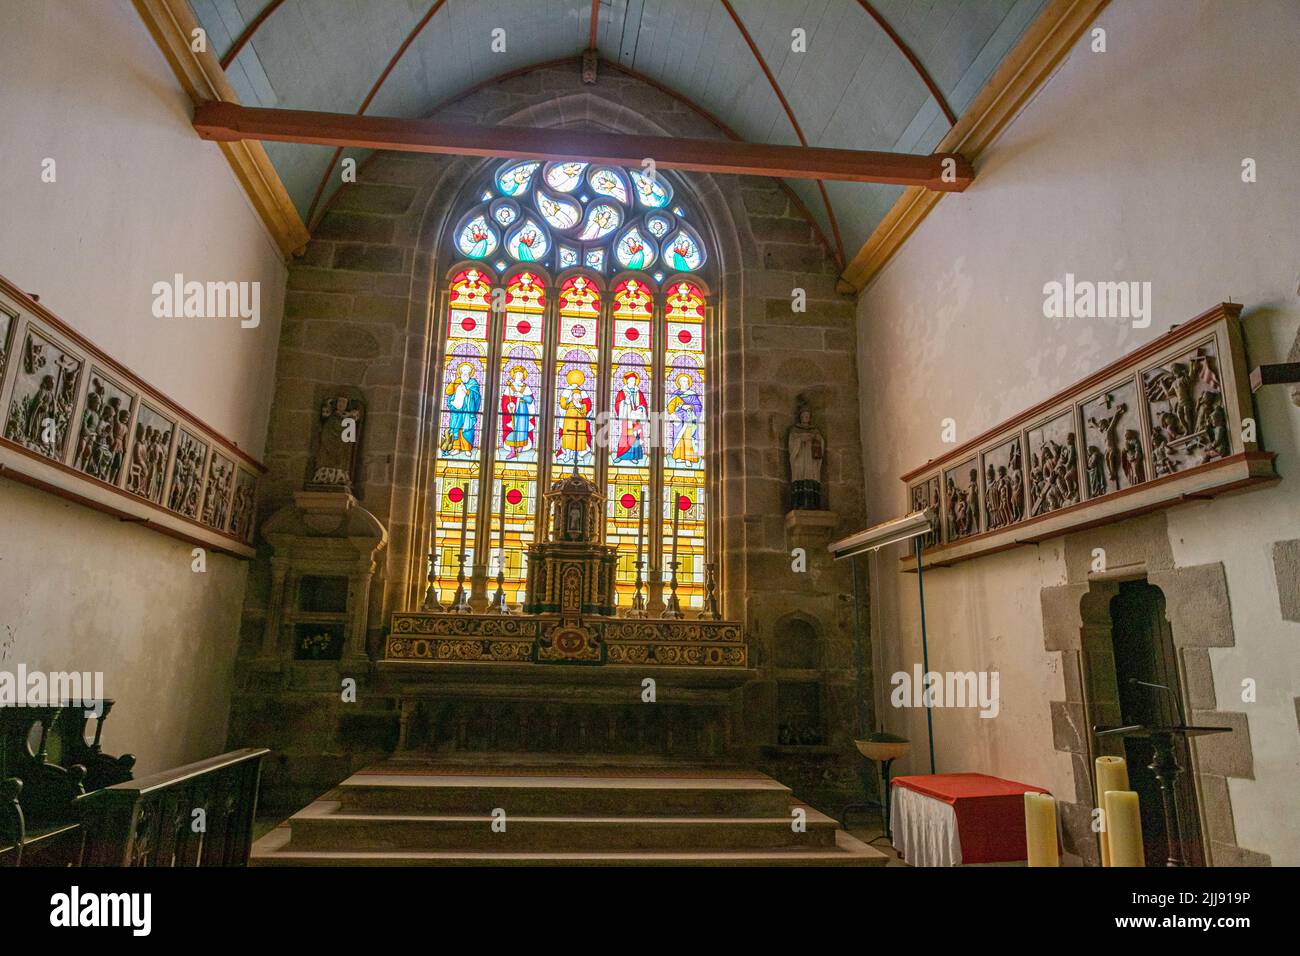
[{"x1": 669, "y1": 237, "x2": 697, "y2": 271}]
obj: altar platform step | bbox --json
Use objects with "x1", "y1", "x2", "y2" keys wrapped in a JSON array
[{"x1": 250, "y1": 762, "x2": 886, "y2": 867}]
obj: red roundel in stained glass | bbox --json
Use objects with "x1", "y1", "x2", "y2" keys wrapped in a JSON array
[
  {"x1": 677, "y1": 329, "x2": 692, "y2": 345},
  {"x1": 677, "y1": 494, "x2": 691, "y2": 511},
  {"x1": 448, "y1": 486, "x2": 465, "y2": 503},
  {"x1": 620, "y1": 492, "x2": 637, "y2": 510},
  {"x1": 506, "y1": 488, "x2": 523, "y2": 505},
  {"x1": 624, "y1": 326, "x2": 639, "y2": 341},
  {"x1": 460, "y1": 316, "x2": 477, "y2": 332},
  {"x1": 516, "y1": 319, "x2": 532, "y2": 335}
]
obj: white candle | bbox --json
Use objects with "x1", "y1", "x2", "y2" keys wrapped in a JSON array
[
  {"x1": 1104, "y1": 790, "x2": 1145, "y2": 868},
  {"x1": 458, "y1": 483, "x2": 469, "y2": 561},
  {"x1": 635, "y1": 486, "x2": 645, "y2": 566},
  {"x1": 1095, "y1": 756, "x2": 1130, "y2": 867},
  {"x1": 670, "y1": 490, "x2": 681, "y2": 567},
  {"x1": 497, "y1": 479, "x2": 506, "y2": 574},
  {"x1": 1024, "y1": 792, "x2": 1059, "y2": 867}
]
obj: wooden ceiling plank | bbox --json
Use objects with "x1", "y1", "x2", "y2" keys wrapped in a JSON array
[
  {"x1": 842, "y1": 0, "x2": 1110, "y2": 292},
  {"x1": 193, "y1": 101, "x2": 974, "y2": 191},
  {"x1": 132, "y1": 0, "x2": 310, "y2": 257}
]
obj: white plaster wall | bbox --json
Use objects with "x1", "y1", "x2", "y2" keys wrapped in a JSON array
[
  {"x1": 0, "y1": 0, "x2": 287, "y2": 773},
  {"x1": 857, "y1": 0, "x2": 1300, "y2": 863}
]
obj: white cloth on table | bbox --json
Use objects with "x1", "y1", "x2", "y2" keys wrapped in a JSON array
[{"x1": 890, "y1": 784, "x2": 961, "y2": 867}]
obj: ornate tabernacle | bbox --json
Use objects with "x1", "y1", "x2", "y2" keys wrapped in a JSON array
[
  {"x1": 386, "y1": 466, "x2": 745, "y2": 668},
  {"x1": 899, "y1": 303, "x2": 1278, "y2": 569},
  {"x1": 523, "y1": 470, "x2": 618, "y2": 618}
]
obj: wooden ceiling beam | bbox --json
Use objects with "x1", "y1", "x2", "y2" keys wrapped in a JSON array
[
  {"x1": 132, "y1": 0, "x2": 309, "y2": 257},
  {"x1": 193, "y1": 102, "x2": 973, "y2": 191},
  {"x1": 842, "y1": 0, "x2": 1111, "y2": 292}
]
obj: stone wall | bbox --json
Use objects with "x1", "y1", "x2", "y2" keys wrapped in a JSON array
[{"x1": 231, "y1": 62, "x2": 872, "y2": 815}]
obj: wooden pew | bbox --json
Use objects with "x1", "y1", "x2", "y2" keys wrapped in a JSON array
[{"x1": 77, "y1": 748, "x2": 269, "y2": 866}]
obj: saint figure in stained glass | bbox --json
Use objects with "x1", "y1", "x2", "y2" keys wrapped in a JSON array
[
  {"x1": 667, "y1": 372, "x2": 702, "y2": 465},
  {"x1": 500, "y1": 366, "x2": 536, "y2": 458},
  {"x1": 557, "y1": 368, "x2": 593, "y2": 463},
  {"x1": 442, "y1": 362, "x2": 481, "y2": 455},
  {"x1": 613, "y1": 370, "x2": 649, "y2": 464}
]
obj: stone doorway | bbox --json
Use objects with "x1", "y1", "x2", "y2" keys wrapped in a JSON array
[{"x1": 1092, "y1": 579, "x2": 1206, "y2": 866}]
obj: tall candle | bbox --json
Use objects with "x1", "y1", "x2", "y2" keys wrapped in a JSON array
[
  {"x1": 458, "y1": 482, "x2": 469, "y2": 561},
  {"x1": 635, "y1": 486, "x2": 645, "y2": 566},
  {"x1": 1095, "y1": 756, "x2": 1130, "y2": 867},
  {"x1": 669, "y1": 490, "x2": 681, "y2": 567},
  {"x1": 497, "y1": 479, "x2": 506, "y2": 573},
  {"x1": 1104, "y1": 790, "x2": 1145, "y2": 867},
  {"x1": 1024, "y1": 792, "x2": 1059, "y2": 867}
]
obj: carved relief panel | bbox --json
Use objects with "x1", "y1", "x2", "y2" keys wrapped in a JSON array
[
  {"x1": 981, "y1": 436, "x2": 1025, "y2": 531},
  {"x1": 1026, "y1": 409, "x2": 1082, "y2": 517},
  {"x1": 126, "y1": 403, "x2": 176, "y2": 505},
  {"x1": 74, "y1": 367, "x2": 137, "y2": 486},
  {"x1": 1080, "y1": 378, "x2": 1145, "y2": 498},
  {"x1": 897, "y1": 303, "x2": 1273, "y2": 569},
  {"x1": 942, "y1": 458, "x2": 980, "y2": 542},
  {"x1": 909, "y1": 475, "x2": 941, "y2": 548},
  {"x1": 167, "y1": 428, "x2": 209, "y2": 519},
  {"x1": 1143, "y1": 340, "x2": 1231, "y2": 476},
  {"x1": 3, "y1": 325, "x2": 83, "y2": 461},
  {"x1": 0, "y1": 276, "x2": 266, "y2": 556}
]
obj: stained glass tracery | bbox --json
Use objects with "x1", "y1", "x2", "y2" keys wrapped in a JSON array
[{"x1": 434, "y1": 159, "x2": 711, "y2": 611}]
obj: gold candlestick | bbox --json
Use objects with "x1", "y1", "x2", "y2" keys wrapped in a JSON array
[
  {"x1": 698, "y1": 561, "x2": 720, "y2": 620},
  {"x1": 450, "y1": 482, "x2": 472, "y2": 613},
  {"x1": 420, "y1": 518, "x2": 444, "y2": 612},
  {"x1": 630, "y1": 485, "x2": 647, "y2": 617},
  {"x1": 490, "y1": 478, "x2": 511, "y2": 613},
  {"x1": 663, "y1": 490, "x2": 683, "y2": 619}
]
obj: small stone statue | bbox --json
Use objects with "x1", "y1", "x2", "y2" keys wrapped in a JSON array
[
  {"x1": 787, "y1": 403, "x2": 825, "y2": 511},
  {"x1": 310, "y1": 395, "x2": 364, "y2": 491}
]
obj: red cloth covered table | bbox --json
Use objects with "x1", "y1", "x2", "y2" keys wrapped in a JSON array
[{"x1": 891, "y1": 773, "x2": 1050, "y2": 865}]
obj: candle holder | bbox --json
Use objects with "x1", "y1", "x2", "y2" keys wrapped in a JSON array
[
  {"x1": 420, "y1": 544, "x2": 444, "y2": 612},
  {"x1": 449, "y1": 549, "x2": 473, "y2": 613},
  {"x1": 663, "y1": 560, "x2": 684, "y2": 619},
  {"x1": 488, "y1": 562, "x2": 512, "y2": 614},
  {"x1": 698, "y1": 562, "x2": 721, "y2": 620},
  {"x1": 629, "y1": 559, "x2": 648, "y2": 618}
]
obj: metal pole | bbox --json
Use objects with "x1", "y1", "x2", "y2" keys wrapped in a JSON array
[
  {"x1": 916, "y1": 537, "x2": 935, "y2": 774},
  {"x1": 850, "y1": 554, "x2": 869, "y2": 738}
]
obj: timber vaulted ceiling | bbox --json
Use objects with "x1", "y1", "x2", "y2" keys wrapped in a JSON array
[{"x1": 159, "y1": 0, "x2": 1106, "y2": 286}]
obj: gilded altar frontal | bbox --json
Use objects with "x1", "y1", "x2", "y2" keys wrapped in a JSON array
[{"x1": 1, "y1": 0, "x2": 1297, "y2": 932}]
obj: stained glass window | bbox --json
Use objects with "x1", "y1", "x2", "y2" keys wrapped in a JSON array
[
  {"x1": 432, "y1": 268, "x2": 491, "y2": 599},
  {"x1": 431, "y1": 159, "x2": 711, "y2": 611},
  {"x1": 663, "y1": 281, "x2": 707, "y2": 609}
]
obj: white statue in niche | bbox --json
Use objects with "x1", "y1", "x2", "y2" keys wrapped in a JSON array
[{"x1": 787, "y1": 403, "x2": 825, "y2": 511}]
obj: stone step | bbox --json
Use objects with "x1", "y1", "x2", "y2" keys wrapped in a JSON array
[
  {"x1": 336, "y1": 771, "x2": 794, "y2": 818},
  {"x1": 249, "y1": 762, "x2": 889, "y2": 867},
  {"x1": 281, "y1": 800, "x2": 840, "y2": 851},
  {"x1": 251, "y1": 827, "x2": 885, "y2": 866}
]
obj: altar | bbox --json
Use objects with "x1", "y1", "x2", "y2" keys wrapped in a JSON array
[{"x1": 378, "y1": 466, "x2": 753, "y2": 760}]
